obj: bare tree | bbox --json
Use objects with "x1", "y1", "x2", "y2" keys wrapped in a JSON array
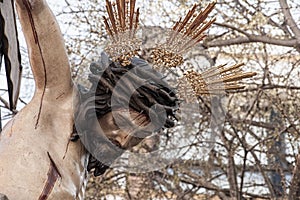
[{"x1": 54, "y1": 0, "x2": 300, "y2": 199}]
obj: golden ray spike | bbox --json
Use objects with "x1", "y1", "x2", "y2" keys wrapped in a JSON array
[
  {"x1": 116, "y1": 0, "x2": 124, "y2": 30},
  {"x1": 106, "y1": 0, "x2": 118, "y2": 35},
  {"x1": 103, "y1": 16, "x2": 115, "y2": 41},
  {"x1": 180, "y1": 4, "x2": 198, "y2": 31},
  {"x1": 177, "y1": 17, "x2": 216, "y2": 54},
  {"x1": 129, "y1": 0, "x2": 136, "y2": 29},
  {"x1": 168, "y1": 4, "x2": 197, "y2": 45},
  {"x1": 103, "y1": 0, "x2": 141, "y2": 66},
  {"x1": 151, "y1": 2, "x2": 216, "y2": 68},
  {"x1": 178, "y1": 33, "x2": 206, "y2": 54},
  {"x1": 218, "y1": 63, "x2": 244, "y2": 74},
  {"x1": 167, "y1": 18, "x2": 182, "y2": 46},
  {"x1": 204, "y1": 65, "x2": 255, "y2": 84},
  {"x1": 170, "y1": 5, "x2": 199, "y2": 45},
  {"x1": 172, "y1": 20, "x2": 181, "y2": 32},
  {"x1": 187, "y1": 2, "x2": 216, "y2": 34},
  {"x1": 220, "y1": 72, "x2": 257, "y2": 83},
  {"x1": 206, "y1": 85, "x2": 245, "y2": 93},
  {"x1": 121, "y1": 0, "x2": 126, "y2": 29},
  {"x1": 185, "y1": 14, "x2": 202, "y2": 36},
  {"x1": 199, "y1": 63, "x2": 236, "y2": 80},
  {"x1": 122, "y1": 0, "x2": 126, "y2": 23},
  {"x1": 201, "y1": 64, "x2": 227, "y2": 77},
  {"x1": 192, "y1": 17, "x2": 216, "y2": 41},
  {"x1": 183, "y1": 64, "x2": 256, "y2": 96}
]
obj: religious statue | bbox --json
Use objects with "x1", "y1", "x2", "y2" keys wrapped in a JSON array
[{"x1": 0, "y1": 0, "x2": 255, "y2": 199}]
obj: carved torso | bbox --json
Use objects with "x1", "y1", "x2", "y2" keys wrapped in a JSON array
[{"x1": 0, "y1": 90, "x2": 88, "y2": 200}]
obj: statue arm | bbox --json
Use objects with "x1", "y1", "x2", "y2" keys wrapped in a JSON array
[{"x1": 15, "y1": 0, "x2": 72, "y2": 95}]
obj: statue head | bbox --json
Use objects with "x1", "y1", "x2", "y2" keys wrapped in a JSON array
[
  {"x1": 74, "y1": 0, "x2": 255, "y2": 176},
  {"x1": 75, "y1": 53, "x2": 178, "y2": 176}
]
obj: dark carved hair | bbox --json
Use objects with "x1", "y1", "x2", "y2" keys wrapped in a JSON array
[{"x1": 74, "y1": 52, "x2": 178, "y2": 176}]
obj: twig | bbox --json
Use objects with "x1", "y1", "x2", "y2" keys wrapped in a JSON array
[
  {"x1": 288, "y1": 155, "x2": 300, "y2": 199},
  {"x1": 279, "y1": 0, "x2": 300, "y2": 44}
]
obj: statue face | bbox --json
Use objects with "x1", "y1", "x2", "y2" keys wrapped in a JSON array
[{"x1": 94, "y1": 109, "x2": 150, "y2": 150}]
